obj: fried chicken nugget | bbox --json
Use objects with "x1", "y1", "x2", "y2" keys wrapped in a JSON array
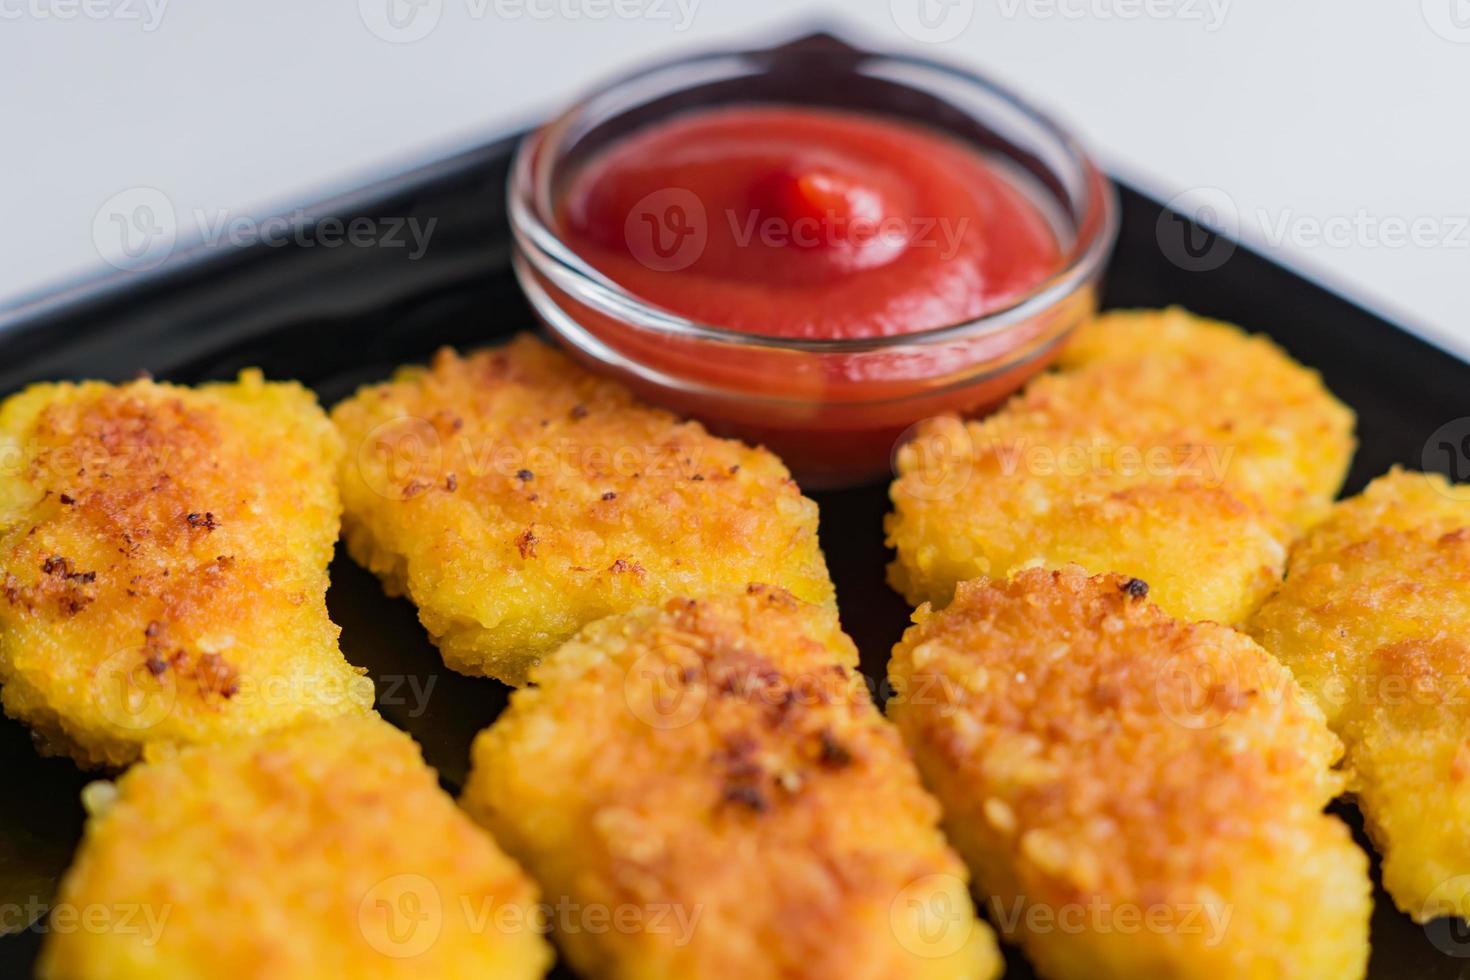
[
  {"x1": 887, "y1": 307, "x2": 1356, "y2": 625},
  {"x1": 0, "y1": 373, "x2": 372, "y2": 768},
  {"x1": 888, "y1": 567, "x2": 1371, "y2": 980},
  {"x1": 331, "y1": 335, "x2": 834, "y2": 685},
  {"x1": 1249, "y1": 469, "x2": 1470, "y2": 924},
  {"x1": 37, "y1": 715, "x2": 552, "y2": 980},
  {"x1": 461, "y1": 586, "x2": 1000, "y2": 980}
]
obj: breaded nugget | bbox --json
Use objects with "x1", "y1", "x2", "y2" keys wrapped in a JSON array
[
  {"x1": 38, "y1": 715, "x2": 552, "y2": 980},
  {"x1": 886, "y1": 307, "x2": 1356, "y2": 624},
  {"x1": 888, "y1": 567, "x2": 1371, "y2": 980},
  {"x1": 1249, "y1": 469, "x2": 1470, "y2": 923},
  {"x1": 331, "y1": 335, "x2": 834, "y2": 685},
  {"x1": 0, "y1": 373, "x2": 372, "y2": 768},
  {"x1": 462, "y1": 586, "x2": 1000, "y2": 980}
]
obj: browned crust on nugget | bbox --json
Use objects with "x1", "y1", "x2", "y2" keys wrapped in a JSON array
[
  {"x1": 38, "y1": 716, "x2": 552, "y2": 979},
  {"x1": 0, "y1": 374, "x2": 371, "y2": 768},
  {"x1": 463, "y1": 587, "x2": 999, "y2": 980},
  {"x1": 1249, "y1": 469, "x2": 1470, "y2": 923},
  {"x1": 886, "y1": 308, "x2": 1356, "y2": 625},
  {"x1": 331, "y1": 336, "x2": 834, "y2": 685},
  {"x1": 888, "y1": 567, "x2": 1370, "y2": 980}
]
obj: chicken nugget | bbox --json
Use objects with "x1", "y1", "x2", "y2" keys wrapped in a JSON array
[
  {"x1": 331, "y1": 335, "x2": 834, "y2": 685},
  {"x1": 886, "y1": 307, "x2": 1355, "y2": 624},
  {"x1": 0, "y1": 373, "x2": 372, "y2": 768},
  {"x1": 37, "y1": 715, "x2": 552, "y2": 980},
  {"x1": 1249, "y1": 468, "x2": 1470, "y2": 924},
  {"x1": 462, "y1": 586, "x2": 1000, "y2": 980},
  {"x1": 888, "y1": 566, "x2": 1371, "y2": 980}
]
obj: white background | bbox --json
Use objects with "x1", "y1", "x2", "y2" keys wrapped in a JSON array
[{"x1": 2, "y1": 0, "x2": 1467, "y2": 355}]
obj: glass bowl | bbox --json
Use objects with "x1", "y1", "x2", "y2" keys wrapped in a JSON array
[{"x1": 509, "y1": 35, "x2": 1117, "y2": 489}]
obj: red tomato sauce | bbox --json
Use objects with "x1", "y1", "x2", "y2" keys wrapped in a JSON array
[
  {"x1": 558, "y1": 106, "x2": 1063, "y2": 340},
  {"x1": 537, "y1": 105, "x2": 1093, "y2": 486}
]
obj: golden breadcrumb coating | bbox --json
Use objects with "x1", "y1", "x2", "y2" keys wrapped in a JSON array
[
  {"x1": 37, "y1": 715, "x2": 552, "y2": 980},
  {"x1": 0, "y1": 373, "x2": 372, "y2": 769},
  {"x1": 1250, "y1": 468, "x2": 1470, "y2": 923},
  {"x1": 462, "y1": 586, "x2": 1000, "y2": 980},
  {"x1": 888, "y1": 567, "x2": 1371, "y2": 980},
  {"x1": 887, "y1": 307, "x2": 1356, "y2": 625},
  {"x1": 331, "y1": 334, "x2": 834, "y2": 686}
]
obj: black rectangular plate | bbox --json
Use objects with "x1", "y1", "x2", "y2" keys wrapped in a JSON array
[{"x1": 2, "y1": 35, "x2": 1467, "y2": 979}]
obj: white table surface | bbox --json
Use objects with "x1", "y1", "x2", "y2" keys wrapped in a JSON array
[{"x1": 3, "y1": 0, "x2": 1467, "y2": 356}]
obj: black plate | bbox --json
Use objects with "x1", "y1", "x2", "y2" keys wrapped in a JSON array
[{"x1": 2, "y1": 32, "x2": 1467, "y2": 979}]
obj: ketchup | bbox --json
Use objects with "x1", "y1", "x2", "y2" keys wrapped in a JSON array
[
  {"x1": 535, "y1": 104, "x2": 1094, "y2": 486},
  {"x1": 558, "y1": 106, "x2": 1062, "y2": 340}
]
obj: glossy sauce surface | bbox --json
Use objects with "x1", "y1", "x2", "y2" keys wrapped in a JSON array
[{"x1": 558, "y1": 105, "x2": 1063, "y2": 340}]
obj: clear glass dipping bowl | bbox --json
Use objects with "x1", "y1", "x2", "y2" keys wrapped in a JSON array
[{"x1": 509, "y1": 35, "x2": 1117, "y2": 488}]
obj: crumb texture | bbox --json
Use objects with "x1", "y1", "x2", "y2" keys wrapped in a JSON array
[
  {"x1": 0, "y1": 373, "x2": 371, "y2": 768},
  {"x1": 463, "y1": 587, "x2": 1000, "y2": 980},
  {"x1": 1250, "y1": 468, "x2": 1470, "y2": 923},
  {"x1": 331, "y1": 335, "x2": 834, "y2": 685},
  {"x1": 37, "y1": 715, "x2": 552, "y2": 980},
  {"x1": 887, "y1": 307, "x2": 1356, "y2": 624},
  {"x1": 889, "y1": 566, "x2": 1371, "y2": 979}
]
